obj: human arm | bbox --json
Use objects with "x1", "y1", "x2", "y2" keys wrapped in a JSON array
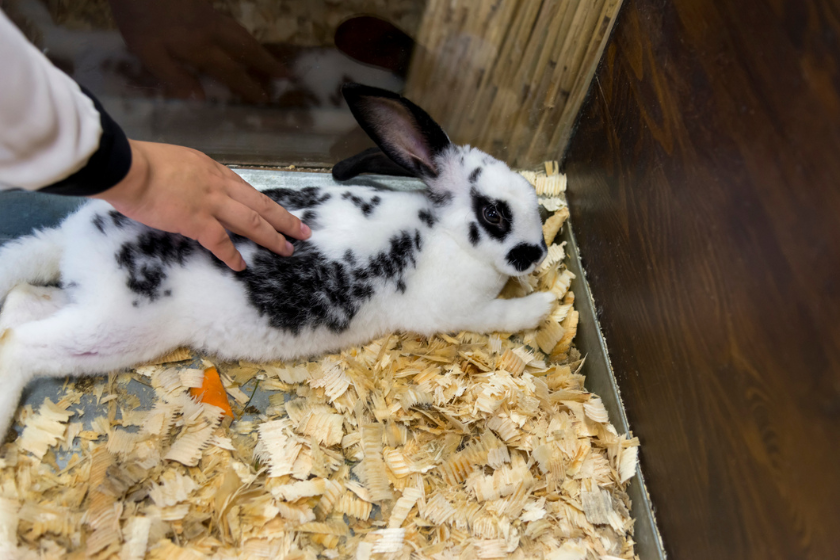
[
  {"x1": 0, "y1": 9, "x2": 308, "y2": 270},
  {"x1": 0, "y1": 9, "x2": 103, "y2": 191}
]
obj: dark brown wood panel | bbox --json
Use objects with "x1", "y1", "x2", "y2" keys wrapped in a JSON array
[{"x1": 564, "y1": 1, "x2": 840, "y2": 558}]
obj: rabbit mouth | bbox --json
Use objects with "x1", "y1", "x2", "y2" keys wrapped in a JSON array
[{"x1": 506, "y1": 242, "x2": 547, "y2": 273}]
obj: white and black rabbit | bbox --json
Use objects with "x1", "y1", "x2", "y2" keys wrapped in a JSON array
[{"x1": 0, "y1": 83, "x2": 553, "y2": 435}]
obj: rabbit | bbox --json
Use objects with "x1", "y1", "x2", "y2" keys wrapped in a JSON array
[{"x1": 0, "y1": 83, "x2": 553, "y2": 436}]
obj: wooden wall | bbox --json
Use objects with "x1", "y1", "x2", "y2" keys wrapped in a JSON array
[
  {"x1": 563, "y1": 0, "x2": 840, "y2": 558},
  {"x1": 405, "y1": 0, "x2": 623, "y2": 167}
]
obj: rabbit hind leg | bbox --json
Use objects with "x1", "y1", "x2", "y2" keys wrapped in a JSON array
[
  {"x1": 0, "y1": 305, "x2": 173, "y2": 436},
  {"x1": 0, "y1": 284, "x2": 69, "y2": 332}
]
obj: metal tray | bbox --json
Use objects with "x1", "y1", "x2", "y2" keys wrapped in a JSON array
[{"x1": 2, "y1": 168, "x2": 665, "y2": 559}]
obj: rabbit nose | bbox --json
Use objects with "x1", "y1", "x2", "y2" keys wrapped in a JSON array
[{"x1": 506, "y1": 243, "x2": 546, "y2": 272}]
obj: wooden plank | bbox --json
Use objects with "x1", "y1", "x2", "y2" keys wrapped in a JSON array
[
  {"x1": 405, "y1": 0, "x2": 623, "y2": 167},
  {"x1": 546, "y1": 0, "x2": 621, "y2": 161},
  {"x1": 563, "y1": 0, "x2": 840, "y2": 558}
]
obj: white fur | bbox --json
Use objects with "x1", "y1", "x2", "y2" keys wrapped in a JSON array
[{"x1": 0, "y1": 146, "x2": 551, "y2": 435}]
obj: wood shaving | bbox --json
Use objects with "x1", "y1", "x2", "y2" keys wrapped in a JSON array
[
  {"x1": 387, "y1": 487, "x2": 422, "y2": 529},
  {"x1": 619, "y1": 445, "x2": 640, "y2": 484},
  {"x1": 0, "y1": 205, "x2": 640, "y2": 559},
  {"x1": 18, "y1": 399, "x2": 72, "y2": 460},
  {"x1": 335, "y1": 492, "x2": 372, "y2": 521},
  {"x1": 537, "y1": 242, "x2": 567, "y2": 272},
  {"x1": 164, "y1": 404, "x2": 225, "y2": 467},
  {"x1": 520, "y1": 165, "x2": 567, "y2": 196},
  {"x1": 298, "y1": 411, "x2": 344, "y2": 447},
  {"x1": 474, "y1": 539, "x2": 509, "y2": 559},
  {"x1": 543, "y1": 206, "x2": 570, "y2": 245},
  {"x1": 371, "y1": 528, "x2": 404, "y2": 553},
  {"x1": 121, "y1": 516, "x2": 152, "y2": 560},
  {"x1": 256, "y1": 419, "x2": 301, "y2": 478},
  {"x1": 142, "y1": 347, "x2": 193, "y2": 366},
  {"x1": 271, "y1": 478, "x2": 328, "y2": 502}
]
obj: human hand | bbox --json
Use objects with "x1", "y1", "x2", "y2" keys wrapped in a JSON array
[
  {"x1": 109, "y1": 0, "x2": 285, "y2": 103},
  {"x1": 93, "y1": 140, "x2": 310, "y2": 271}
]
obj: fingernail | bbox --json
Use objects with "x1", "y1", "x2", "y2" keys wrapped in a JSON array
[
  {"x1": 286, "y1": 241, "x2": 294, "y2": 254},
  {"x1": 300, "y1": 223, "x2": 311, "y2": 238}
]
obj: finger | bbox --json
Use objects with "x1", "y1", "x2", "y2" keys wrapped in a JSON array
[
  {"x1": 224, "y1": 176, "x2": 311, "y2": 240},
  {"x1": 216, "y1": 22, "x2": 288, "y2": 78},
  {"x1": 194, "y1": 47, "x2": 270, "y2": 104},
  {"x1": 215, "y1": 200, "x2": 294, "y2": 257},
  {"x1": 195, "y1": 221, "x2": 245, "y2": 271},
  {"x1": 133, "y1": 43, "x2": 206, "y2": 100}
]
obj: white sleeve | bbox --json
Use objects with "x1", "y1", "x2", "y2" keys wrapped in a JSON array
[{"x1": 0, "y1": 9, "x2": 103, "y2": 191}]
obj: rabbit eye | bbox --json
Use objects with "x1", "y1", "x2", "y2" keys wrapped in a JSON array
[
  {"x1": 483, "y1": 205, "x2": 502, "y2": 225},
  {"x1": 471, "y1": 188, "x2": 512, "y2": 241}
]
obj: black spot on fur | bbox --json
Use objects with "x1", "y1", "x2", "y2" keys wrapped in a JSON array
[
  {"x1": 109, "y1": 210, "x2": 130, "y2": 228},
  {"x1": 342, "y1": 192, "x2": 382, "y2": 217},
  {"x1": 163, "y1": 289, "x2": 172, "y2": 297},
  {"x1": 264, "y1": 187, "x2": 331, "y2": 210},
  {"x1": 506, "y1": 243, "x2": 545, "y2": 272},
  {"x1": 471, "y1": 187, "x2": 512, "y2": 241},
  {"x1": 428, "y1": 191, "x2": 453, "y2": 207},
  {"x1": 353, "y1": 284, "x2": 373, "y2": 299},
  {"x1": 301, "y1": 210, "x2": 319, "y2": 230},
  {"x1": 92, "y1": 214, "x2": 106, "y2": 233},
  {"x1": 132, "y1": 300, "x2": 139, "y2": 307},
  {"x1": 469, "y1": 222, "x2": 480, "y2": 246},
  {"x1": 414, "y1": 230, "x2": 423, "y2": 251},
  {"x1": 366, "y1": 231, "x2": 417, "y2": 279},
  {"x1": 230, "y1": 230, "x2": 420, "y2": 335},
  {"x1": 397, "y1": 279, "x2": 407, "y2": 293},
  {"x1": 418, "y1": 209, "x2": 436, "y2": 228},
  {"x1": 116, "y1": 231, "x2": 196, "y2": 301},
  {"x1": 469, "y1": 167, "x2": 482, "y2": 183},
  {"x1": 460, "y1": 155, "x2": 465, "y2": 165}
]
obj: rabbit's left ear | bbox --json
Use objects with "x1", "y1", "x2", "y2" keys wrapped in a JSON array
[
  {"x1": 340, "y1": 83, "x2": 451, "y2": 179},
  {"x1": 332, "y1": 147, "x2": 416, "y2": 181}
]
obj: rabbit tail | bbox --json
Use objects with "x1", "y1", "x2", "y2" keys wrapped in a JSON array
[{"x1": 0, "y1": 228, "x2": 64, "y2": 306}]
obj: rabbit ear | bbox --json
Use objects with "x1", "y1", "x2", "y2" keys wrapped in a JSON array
[
  {"x1": 332, "y1": 147, "x2": 417, "y2": 181},
  {"x1": 341, "y1": 83, "x2": 451, "y2": 179}
]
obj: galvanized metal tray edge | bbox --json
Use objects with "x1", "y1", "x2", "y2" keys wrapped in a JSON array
[{"x1": 561, "y1": 222, "x2": 667, "y2": 560}]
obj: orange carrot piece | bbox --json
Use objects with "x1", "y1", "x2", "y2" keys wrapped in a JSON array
[{"x1": 190, "y1": 366, "x2": 234, "y2": 418}]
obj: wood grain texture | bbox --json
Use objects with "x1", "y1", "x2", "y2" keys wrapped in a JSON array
[
  {"x1": 404, "y1": 0, "x2": 623, "y2": 167},
  {"x1": 563, "y1": 0, "x2": 840, "y2": 558}
]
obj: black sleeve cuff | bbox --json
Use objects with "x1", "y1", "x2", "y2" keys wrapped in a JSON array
[{"x1": 38, "y1": 85, "x2": 132, "y2": 197}]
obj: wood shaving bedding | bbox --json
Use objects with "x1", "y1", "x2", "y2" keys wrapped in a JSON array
[
  {"x1": 17, "y1": 399, "x2": 73, "y2": 460},
  {"x1": 0, "y1": 180, "x2": 641, "y2": 559}
]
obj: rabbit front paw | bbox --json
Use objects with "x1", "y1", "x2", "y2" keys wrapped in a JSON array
[
  {"x1": 463, "y1": 291, "x2": 556, "y2": 334},
  {"x1": 511, "y1": 291, "x2": 556, "y2": 331}
]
